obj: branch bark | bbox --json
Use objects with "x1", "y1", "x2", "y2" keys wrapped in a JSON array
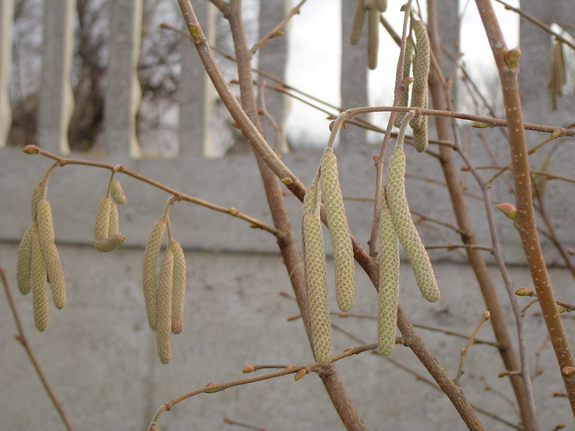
[{"x1": 475, "y1": 0, "x2": 575, "y2": 415}]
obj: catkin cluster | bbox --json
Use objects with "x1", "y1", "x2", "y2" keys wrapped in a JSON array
[
  {"x1": 301, "y1": 150, "x2": 355, "y2": 364},
  {"x1": 17, "y1": 182, "x2": 66, "y2": 331},
  {"x1": 376, "y1": 145, "x2": 440, "y2": 355},
  {"x1": 350, "y1": 0, "x2": 388, "y2": 70},
  {"x1": 142, "y1": 216, "x2": 187, "y2": 364}
]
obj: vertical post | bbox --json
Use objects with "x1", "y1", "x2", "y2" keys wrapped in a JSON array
[
  {"x1": 37, "y1": 0, "x2": 75, "y2": 155},
  {"x1": 340, "y1": 0, "x2": 368, "y2": 148},
  {"x1": 257, "y1": 0, "x2": 290, "y2": 153},
  {"x1": 0, "y1": 0, "x2": 14, "y2": 147},
  {"x1": 179, "y1": 1, "x2": 215, "y2": 157},
  {"x1": 105, "y1": 0, "x2": 143, "y2": 158}
]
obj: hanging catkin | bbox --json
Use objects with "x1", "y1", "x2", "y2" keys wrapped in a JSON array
[
  {"x1": 30, "y1": 224, "x2": 49, "y2": 331},
  {"x1": 409, "y1": 20, "x2": 430, "y2": 152},
  {"x1": 302, "y1": 211, "x2": 332, "y2": 365},
  {"x1": 377, "y1": 188, "x2": 400, "y2": 355},
  {"x1": 320, "y1": 150, "x2": 355, "y2": 312},
  {"x1": 169, "y1": 241, "x2": 186, "y2": 334},
  {"x1": 156, "y1": 248, "x2": 174, "y2": 364},
  {"x1": 17, "y1": 225, "x2": 34, "y2": 295},
  {"x1": 350, "y1": 0, "x2": 366, "y2": 45},
  {"x1": 367, "y1": 7, "x2": 379, "y2": 70},
  {"x1": 386, "y1": 147, "x2": 440, "y2": 302},
  {"x1": 94, "y1": 196, "x2": 125, "y2": 252},
  {"x1": 142, "y1": 217, "x2": 167, "y2": 330},
  {"x1": 110, "y1": 179, "x2": 127, "y2": 205},
  {"x1": 30, "y1": 182, "x2": 44, "y2": 221},
  {"x1": 393, "y1": 38, "x2": 415, "y2": 128},
  {"x1": 36, "y1": 198, "x2": 66, "y2": 309}
]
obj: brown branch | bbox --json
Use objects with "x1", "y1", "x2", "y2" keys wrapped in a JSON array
[
  {"x1": 427, "y1": 1, "x2": 536, "y2": 427},
  {"x1": 475, "y1": 0, "x2": 575, "y2": 415},
  {"x1": 22, "y1": 146, "x2": 284, "y2": 238},
  {"x1": 0, "y1": 267, "x2": 74, "y2": 431}
]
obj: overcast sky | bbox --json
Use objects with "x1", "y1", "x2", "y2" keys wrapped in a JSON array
[{"x1": 285, "y1": 0, "x2": 520, "y2": 142}]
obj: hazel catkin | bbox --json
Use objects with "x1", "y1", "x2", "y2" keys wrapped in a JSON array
[
  {"x1": 36, "y1": 198, "x2": 66, "y2": 309},
  {"x1": 142, "y1": 217, "x2": 167, "y2": 330},
  {"x1": 110, "y1": 179, "x2": 127, "y2": 205},
  {"x1": 17, "y1": 225, "x2": 34, "y2": 295},
  {"x1": 386, "y1": 147, "x2": 439, "y2": 302},
  {"x1": 302, "y1": 211, "x2": 332, "y2": 365},
  {"x1": 156, "y1": 248, "x2": 174, "y2": 364},
  {"x1": 409, "y1": 20, "x2": 430, "y2": 152},
  {"x1": 30, "y1": 225, "x2": 49, "y2": 331},
  {"x1": 169, "y1": 241, "x2": 186, "y2": 334},
  {"x1": 320, "y1": 150, "x2": 355, "y2": 312},
  {"x1": 377, "y1": 189, "x2": 400, "y2": 356}
]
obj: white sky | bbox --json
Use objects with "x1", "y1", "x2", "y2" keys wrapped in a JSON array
[{"x1": 285, "y1": 0, "x2": 520, "y2": 142}]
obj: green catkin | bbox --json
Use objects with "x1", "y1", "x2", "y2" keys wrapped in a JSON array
[
  {"x1": 30, "y1": 225, "x2": 49, "y2": 331},
  {"x1": 320, "y1": 150, "x2": 355, "y2": 312},
  {"x1": 143, "y1": 217, "x2": 167, "y2": 330},
  {"x1": 17, "y1": 225, "x2": 34, "y2": 295},
  {"x1": 377, "y1": 189, "x2": 400, "y2": 355},
  {"x1": 30, "y1": 182, "x2": 44, "y2": 221},
  {"x1": 95, "y1": 233, "x2": 126, "y2": 253},
  {"x1": 94, "y1": 196, "x2": 112, "y2": 241},
  {"x1": 394, "y1": 38, "x2": 415, "y2": 128},
  {"x1": 302, "y1": 211, "x2": 332, "y2": 365},
  {"x1": 169, "y1": 241, "x2": 186, "y2": 334},
  {"x1": 350, "y1": 0, "x2": 366, "y2": 45},
  {"x1": 409, "y1": 20, "x2": 430, "y2": 152},
  {"x1": 110, "y1": 179, "x2": 127, "y2": 205},
  {"x1": 156, "y1": 249, "x2": 174, "y2": 364},
  {"x1": 367, "y1": 8, "x2": 379, "y2": 70},
  {"x1": 386, "y1": 147, "x2": 440, "y2": 302},
  {"x1": 94, "y1": 197, "x2": 125, "y2": 252},
  {"x1": 36, "y1": 199, "x2": 66, "y2": 309}
]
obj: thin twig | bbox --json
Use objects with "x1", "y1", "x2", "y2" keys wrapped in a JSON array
[
  {"x1": 223, "y1": 417, "x2": 267, "y2": 431},
  {"x1": 22, "y1": 146, "x2": 284, "y2": 239},
  {"x1": 454, "y1": 311, "x2": 491, "y2": 385},
  {"x1": 148, "y1": 343, "x2": 377, "y2": 430},
  {"x1": 250, "y1": 0, "x2": 308, "y2": 54},
  {"x1": 0, "y1": 267, "x2": 74, "y2": 431}
]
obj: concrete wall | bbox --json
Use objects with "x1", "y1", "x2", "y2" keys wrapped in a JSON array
[{"x1": 0, "y1": 1, "x2": 574, "y2": 430}]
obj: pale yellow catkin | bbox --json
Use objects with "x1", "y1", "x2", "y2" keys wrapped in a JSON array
[
  {"x1": 169, "y1": 241, "x2": 186, "y2": 335},
  {"x1": 94, "y1": 197, "x2": 125, "y2": 252},
  {"x1": 301, "y1": 183, "x2": 321, "y2": 264},
  {"x1": 110, "y1": 179, "x2": 127, "y2": 205},
  {"x1": 350, "y1": 0, "x2": 366, "y2": 45},
  {"x1": 386, "y1": 147, "x2": 440, "y2": 302},
  {"x1": 17, "y1": 225, "x2": 34, "y2": 295},
  {"x1": 30, "y1": 225, "x2": 49, "y2": 331},
  {"x1": 320, "y1": 150, "x2": 355, "y2": 312},
  {"x1": 156, "y1": 249, "x2": 174, "y2": 364},
  {"x1": 377, "y1": 189, "x2": 400, "y2": 356},
  {"x1": 302, "y1": 212, "x2": 332, "y2": 365},
  {"x1": 393, "y1": 38, "x2": 415, "y2": 128},
  {"x1": 367, "y1": 8, "x2": 379, "y2": 70},
  {"x1": 95, "y1": 233, "x2": 126, "y2": 253},
  {"x1": 94, "y1": 196, "x2": 112, "y2": 242},
  {"x1": 409, "y1": 20, "x2": 430, "y2": 152},
  {"x1": 143, "y1": 217, "x2": 167, "y2": 330},
  {"x1": 30, "y1": 182, "x2": 44, "y2": 221},
  {"x1": 36, "y1": 199, "x2": 66, "y2": 309}
]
